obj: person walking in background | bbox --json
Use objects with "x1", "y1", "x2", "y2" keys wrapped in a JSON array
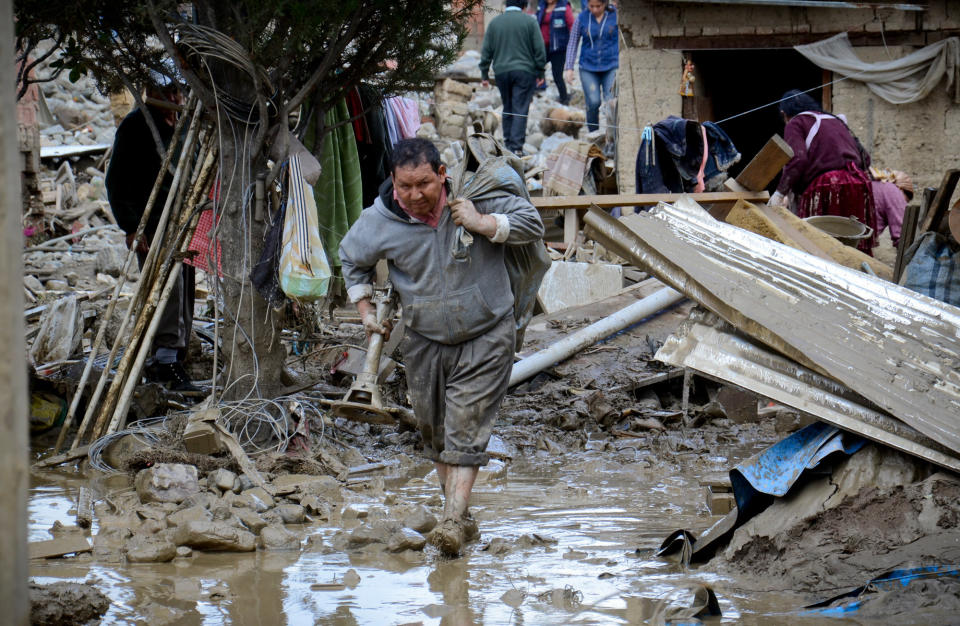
[
  {"x1": 480, "y1": 0, "x2": 547, "y2": 155},
  {"x1": 564, "y1": 0, "x2": 619, "y2": 132},
  {"x1": 537, "y1": 0, "x2": 574, "y2": 105},
  {"x1": 770, "y1": 89, "x2": 877, "y2": 253}
]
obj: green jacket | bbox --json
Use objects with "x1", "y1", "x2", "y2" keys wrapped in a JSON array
[{"x1": 479, "y1": 9, "x2": 547, "y2": 81}]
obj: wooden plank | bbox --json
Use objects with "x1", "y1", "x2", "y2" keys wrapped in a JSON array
[
  {"x1": 894, "y1": 203, "x2": 921, "y2": 283},
  {"x1": 532, "y1": 191, "x2": 769, "y2": 211},
  {"x1": 918, "y1": 169, "x2": 960, "y2": 234},
  {"x1": 32, "y1": 445, "x2": 90, "y2": 469},
  {"x1": 651, "y1": 29, "x2": 930, "y2": 51},
  {"x1": 29, "y1": 536, "x2": 91, "y2": 559},
  {"x1": 733, "y1": 134, "x2": 794, "y2": 192},
  {"x1": 563, "y1": 208, "x2": 578, "y2": 247}
]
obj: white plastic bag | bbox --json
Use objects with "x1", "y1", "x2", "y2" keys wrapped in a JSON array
[{"x1": 279, "y1": 154, "x2": 331, "y2": 300}]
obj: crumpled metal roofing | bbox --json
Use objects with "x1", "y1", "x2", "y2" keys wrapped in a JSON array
[
  {"x1": 656, "y1": 309, "x2": 960, "y2": 473},
  {"x1": 583, "y1": 197, "x2": 960, "y2": 455}
]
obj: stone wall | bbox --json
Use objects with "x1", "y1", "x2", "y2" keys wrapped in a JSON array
[{"x1": 616, "y1": 0, "x2": 960, "y2": 192}]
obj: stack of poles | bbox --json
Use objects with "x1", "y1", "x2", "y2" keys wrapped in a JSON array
[{"x1": 52, "y1": 96, "x2": 218, "y2": 454}]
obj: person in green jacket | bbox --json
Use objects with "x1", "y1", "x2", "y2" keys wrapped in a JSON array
[{"x1": 480, "y1": 0, "x2": 547, "y2": 154}]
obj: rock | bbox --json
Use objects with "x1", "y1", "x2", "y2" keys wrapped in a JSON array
[
  {"x1": 136, "y1": 502, "x2": 178, "y2": 522},
  {"x1": 234, "y1": 508, "x2": 268, "y2": 535},
  {"x1": 138, "y1": 519, "x2": 167, "y2": 535},
  {"x1": 299, "y1": 494, "x2": 326, "y2": 516},
  {"x1": 387, "y1": 528, "x2": 427, "y2": 553},
  {"x1": 348, "y1": 522, "x2": 399, "y2": 547},
  {"x1": 135, "y1": 464, "x2": 201, "y2": 504},
  {"x1": 259, "y1": 525, "x2": 302, "y2": 551},
  {"x1": 539, "y1": 132, "x2": 574, "y2": 158},
  {"x1": 29, "y1": 582, "x2": 110, "y2": 626},
  {"x1": 526, "y1": 132, "x2": 544, "y2": 149},
  {"x1": 417, "y1": 122, "x2": 439, "y2": 140},
  {"x1": 24, "y1": 275, "x2": 44, "y2": 293},
  {"x1": 275, "y1": 504, "x2": 306, "y2": 524},
  {"x1": 178, "y1": 491, "x2": 219, "y2": 510},
  {"x1": 173, "y1": 521, "x2": 256, "y2": 552},
  {"x1": 44, "y1": 279, "x2": 69, "y2": 291},
  {"x1": 95, "y1": 245, "x2": 126, "y2": 277},
  {"x1": 208, "y1": 469, "x2": 238, "y2": 493},
  {"x1": 176, "y1": 546, "x2": 192, "y2": 558},
  {"x1": 240, "y1": 487, "x2": 275, "y2": 512},
  {"x1": 166, "y1": 505, "x2": 213, "y2": 528},
  {"x1": 125, "y1": 535, "x2": 177, "y2": 563},
  {"x1": 54, "y1": 102, "x2": 90, "y2": 128},
  {"x1": 403, "y1": 506, "x2": 438, "y2": 534}
]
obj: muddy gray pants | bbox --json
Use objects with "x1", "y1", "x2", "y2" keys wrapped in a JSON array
[{"x1": 403, "y1": 314, "x2": 515, "y2": 466}]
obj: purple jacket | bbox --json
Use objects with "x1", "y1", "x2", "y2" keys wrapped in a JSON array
[{"x1": 778, "y1": 112, "x2": 868, "y2": 195}]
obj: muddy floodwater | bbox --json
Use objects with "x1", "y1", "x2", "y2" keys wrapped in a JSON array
[{"x1": 28, "y1": 424, "x2": 861, "y2": 625}]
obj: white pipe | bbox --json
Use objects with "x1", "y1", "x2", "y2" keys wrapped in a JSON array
[{"x1": 510, "y1": 286, "x2": 686, "y2": 387}]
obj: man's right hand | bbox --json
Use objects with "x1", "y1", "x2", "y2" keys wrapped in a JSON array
[
  {"x1": 481, "y1": 79, "x2": 490, "y2": 88},
  {"x1": 564, "y1": 69, "x2": 574, "y2": 84}
]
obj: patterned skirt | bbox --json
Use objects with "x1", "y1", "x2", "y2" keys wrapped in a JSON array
[{"x1": 797, "y1": 162, "x2": 877, "y2": 253}]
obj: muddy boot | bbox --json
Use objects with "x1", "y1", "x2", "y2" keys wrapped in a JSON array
[
  {"x1": 428, "y1": 519, "x2": 466, "y2": 557},
  {"x1": 461, "y1": 513, "x2": 480, "y2": 542}
]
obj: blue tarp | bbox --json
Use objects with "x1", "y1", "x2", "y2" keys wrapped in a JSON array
[
  {"x1": 657, "y1": 423, "x2": 865, "y2": 563},
  {"x1": 803, "y1": 565, "x2": 960, "y2": 616}
]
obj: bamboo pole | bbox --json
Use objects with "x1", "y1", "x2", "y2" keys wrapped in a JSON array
[
  {"x1": 103, "y1": 146, "x2": 218, "y2": 438},
  {"x1": 66, "y1": 99, "x2": 198, "y2": 451},
  {"x1": 75, "y1": 102, "x2": 205, "y2": 448}
]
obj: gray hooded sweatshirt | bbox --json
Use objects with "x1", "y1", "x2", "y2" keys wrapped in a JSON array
[{"x1": 339, "y1": 182, "x2": 544, "y2": 345}]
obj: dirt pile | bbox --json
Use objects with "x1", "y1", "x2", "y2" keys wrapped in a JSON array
[
  {"x1": 712, "y1": 444, "x2": 960, "y2": 600},
  {"x1": 30, "y1": 581, "x2": 110, "y2": 625}
]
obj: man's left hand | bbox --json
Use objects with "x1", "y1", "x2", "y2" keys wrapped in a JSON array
[
  {"x1": 536, "y1": 78, "x2": 545, "y2": 88},
  {"x1": 450, "y1": 197, "x2": 497, "y2": 238}
]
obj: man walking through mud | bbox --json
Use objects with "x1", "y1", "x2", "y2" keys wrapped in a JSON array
[{"x1": 339, "y1": 138, "x2": 543, "y2": 556}]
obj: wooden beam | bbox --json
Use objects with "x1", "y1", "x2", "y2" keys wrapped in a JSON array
[
  {"x1": 729, "y1": 134, "x2": 794, "y2": 193},
  {"x1": 652, "y1": 30, "x2": 933, "y2": 50},
  {"x1": 531, "y1": 191, "x2": 769, "y2": 211},
  {"x1": 894, "y1": 203, "x2": 921, "y2": 283},
  {"x1": 918, "y1": 170, "x2": 960, "y2": 234}
]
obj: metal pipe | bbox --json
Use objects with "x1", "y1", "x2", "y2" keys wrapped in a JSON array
[{"x1": 509, "y1": 286, "x2": 685, "y2": 387}]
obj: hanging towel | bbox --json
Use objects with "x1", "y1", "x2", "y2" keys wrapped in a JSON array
[
  {"x1": 304, "y1": 98, "x2": 364, "y2": 270},
  {"x1": 386, "y1": 96, "x2": 421, "y2": 139}
]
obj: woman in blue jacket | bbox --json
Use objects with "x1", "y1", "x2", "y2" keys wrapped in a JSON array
[
  {"x1": 537, "y1": 0, "x2": 575, "y2": 105},
  {"x1": 563, "y1": 0, "x2": 618, "y2": 132}
]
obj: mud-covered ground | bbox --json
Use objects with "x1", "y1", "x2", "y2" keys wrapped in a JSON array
[{"x1": 29, "y1": 285, "x2": 960, "y2": 625}]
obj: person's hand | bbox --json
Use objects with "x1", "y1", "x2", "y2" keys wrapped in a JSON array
[
  {"x1": 362, "y1": 312, "x2": 392, "y2": 342},
  {"x1": 564, "y1": 69, "x2": 574, "y2": 84},
  {"x1": 126, "y1": 232, "x2": 148, "y2": 254},
  {"x1": 482, "y1": 79, "x2": 490, "y2": 89},
  {"x1": 450, "y1": 197, "x2": 492, "y2": 235},
  {"x1": 536, "y1": 77, "x2": 545, "y2": 88},
  {"x1": 768, "y1": 191, "x2": 787, "y2": 208}
]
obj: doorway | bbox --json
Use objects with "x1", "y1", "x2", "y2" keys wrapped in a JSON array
[{"x1": 690, "y1": 48, "x2": 826, "y2": 189}]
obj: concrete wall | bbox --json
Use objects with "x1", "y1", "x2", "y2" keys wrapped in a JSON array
[{"x1": 616, "y1": 0, "x2": 960, "y2": 192}]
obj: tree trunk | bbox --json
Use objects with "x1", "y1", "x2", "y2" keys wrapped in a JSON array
[{"x1": 217, "y1": 129, "x2": 287, "y2": 400}]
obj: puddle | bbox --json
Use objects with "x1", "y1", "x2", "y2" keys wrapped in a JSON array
[{"x1": 28, "y1": 436, "x2": 843, "y2": 624}]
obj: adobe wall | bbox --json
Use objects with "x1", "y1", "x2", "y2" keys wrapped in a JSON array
[{"x1": 617, "y1": 0, "x2": 960, "y2": 191}]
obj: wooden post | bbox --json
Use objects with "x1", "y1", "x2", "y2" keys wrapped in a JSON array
[
  {"x1": 563, "y1": 208, "x2": 579, "y2": 250},
  {"x1": 894, "y1": 203, "x2": 921, "y2": 283},
  {"x1": 725, "y1": 134, "x2": 794, "y2": 193},
  {"x1": 0, "y1": 0, "x2": 30, "y2": 618},
  {"x1": 917, "y1": 170, "x2": 960, "y2": 235}
]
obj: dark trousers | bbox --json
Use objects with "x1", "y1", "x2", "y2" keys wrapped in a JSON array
[
  {"x1": 137, "y1": 250, "x2": 196, "y2": 361},
  {"x1": 496, "y1": 70, "x2": 536, "y2": 154},
  {"x1": 547, "y1": 49, "x2": 569, "y2": 105}
]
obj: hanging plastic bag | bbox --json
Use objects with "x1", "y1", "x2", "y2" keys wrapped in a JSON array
[{"x1": 279, "y1": 154, "x2": 331, "y2": 300}]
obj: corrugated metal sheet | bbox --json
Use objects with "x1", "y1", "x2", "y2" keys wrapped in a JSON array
[
  {"x1": 583, "y1": 197, "x2": 960, "y2": 455},
  {"x1": 657, "y1": 309, "x2": 960, "y2": 473}
]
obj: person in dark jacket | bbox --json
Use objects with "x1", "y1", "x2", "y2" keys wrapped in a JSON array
[
  {"x1": 564, "y1": 0, "x2": 619, "y2": 132},
  {"x1": 537, "y1": 0, "x2": 574, "y2": 105},
  {"x1": 771, "y1": 89, "x2": 877, "y2": 252},
  {"x1": 105, "y1": 83, "x2": 199, "y2": 392},
  {"x1": 480, "y1": 0, "x2": 547, "y2": 154}
]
